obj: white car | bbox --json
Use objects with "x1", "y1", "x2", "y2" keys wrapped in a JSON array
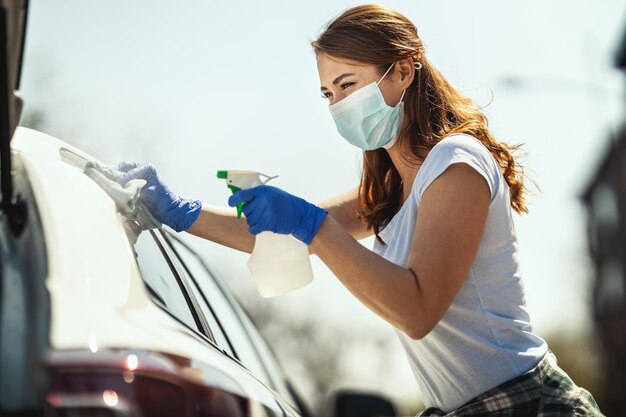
[
  {"x1": 4, "y1": 125, "x2": 318, "y2": 416},
  {"x1": 0, "y1": 1, "x2": 397, "y2": 416}
]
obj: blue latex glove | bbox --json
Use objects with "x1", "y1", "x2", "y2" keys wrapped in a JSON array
[
  {"x1": 228, "y1": 185, "x2": 327, "y2": 244},
  {"x1": 114, "y1": 161, "x2": 202, "y2": 232}
]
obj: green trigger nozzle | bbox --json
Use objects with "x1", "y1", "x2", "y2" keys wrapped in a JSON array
[
  {"x1": 217, "y1": 170, "x2": 278, "y2": 220},
  {"x1": 228, "y1": 185, "x2": 244, "y2": 218}
]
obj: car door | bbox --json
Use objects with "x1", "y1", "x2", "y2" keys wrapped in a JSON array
[
  {"x1": 159, "y1": 231, "x2": 310, "y2": 417},
  {"x1": 132, "y1": 228, "x2": 300, "y2": 416}
]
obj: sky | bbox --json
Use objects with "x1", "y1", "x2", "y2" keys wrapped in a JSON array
[{"x1": 19, "y1": 0, "x2": 626, "y2": 408}]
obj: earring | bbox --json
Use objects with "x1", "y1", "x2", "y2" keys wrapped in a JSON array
[{"x1": 415, "y1": 62, "x2": 423, "y2": 70}]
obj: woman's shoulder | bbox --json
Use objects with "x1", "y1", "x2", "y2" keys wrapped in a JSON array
[
  {"x1": 415, "y1": 133, "x2": 501, "y2": 200},
  {"x1": 431, "y1": 133, "x2": 491, "y2": 156},
  {"x1": 426, "y1": 133, "x2": 499, "y2": 170}
]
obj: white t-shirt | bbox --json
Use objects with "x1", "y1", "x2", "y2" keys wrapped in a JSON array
[{"x1": 373, "y1": 133, "x2": 547, "y2": 412}]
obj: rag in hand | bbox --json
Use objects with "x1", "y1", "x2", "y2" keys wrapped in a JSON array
[{"x1": 82, "y1": 160, "x2": 162, "y2": 232}]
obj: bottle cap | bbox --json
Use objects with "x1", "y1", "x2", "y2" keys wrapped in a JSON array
[{"x1": 216, "y1": 170, "x2": 228, "y2": 179}]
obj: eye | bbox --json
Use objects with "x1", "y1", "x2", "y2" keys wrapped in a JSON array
[
  {"x1": 341, "y1": 82, "x2": 355, "y2": 90},
  {"x1": 321, "y1": 91, "x2": 332, "y2": 100}
]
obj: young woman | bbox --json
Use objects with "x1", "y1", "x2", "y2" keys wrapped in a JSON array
[{"x1": 114, "y1": 5, "x2": 603, "y2": 416}]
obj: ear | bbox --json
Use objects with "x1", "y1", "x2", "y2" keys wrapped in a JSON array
[{"x1": 395, "y1": 57, "x2": 415, "y2": 90}]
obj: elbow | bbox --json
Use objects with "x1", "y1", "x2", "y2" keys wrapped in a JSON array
[
  {"x1": 404, "y1": 326, "x2": 428, "y2": 341},
  {"x1": 396, "y1": 270, "x2": 440, "y2": 340},
  {"x1": 403, "y1": 319, "x2": 436, "y2": 341}
]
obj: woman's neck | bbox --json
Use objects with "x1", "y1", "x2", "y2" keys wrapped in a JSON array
[{"x1": 385, "y1": 142, "x2": 428, "y2": 202}]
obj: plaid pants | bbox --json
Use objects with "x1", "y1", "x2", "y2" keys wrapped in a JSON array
[{"x1": 418, "y1": 351, "x2": 604, "y2": 416}]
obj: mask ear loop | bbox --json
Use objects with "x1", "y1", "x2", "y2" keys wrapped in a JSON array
[
  {"x1": 379, "y1": 61, "x2": 422, "y2": 85},
  {"x1": 378, "y1": 60, "x2": 420, "y2": 95},
  {"x1": 376, "y1": 62, "x2": 396, "y2": 85},
  {"x1": 378, "y1": 62, "x2": 408, "y2": 103}
]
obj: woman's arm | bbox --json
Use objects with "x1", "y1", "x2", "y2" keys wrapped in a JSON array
[
  {"x1": 186, "y1": 205, "x2": 255, "y2": 253},
  {"x1": 186, "y1": 186, "x2": 372, "y2": 254},
  {"x1": 309, "y1": 163, "x2": 490, "y2": 339},
  {"x1": 318, "y1": 186, "x2": 373, "y2": 241},
  {"x1": 110, "y1": 162, "x2": 368, "y2": 253}
]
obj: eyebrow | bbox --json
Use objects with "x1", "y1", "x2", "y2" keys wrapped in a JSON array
[{"x1": 320, "y1": 72, "x2": 356, "y2": 91}]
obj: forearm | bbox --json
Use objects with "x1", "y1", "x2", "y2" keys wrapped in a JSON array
[
  {"x1": 186, "y1": 204, "x2": 255, "y2": 254},
  {"x1": 309, "y1": 214, "x2": 425, "y2": 336},
  {"x1": 318, "y1": 186, "x2": 372, "y2": 241}
]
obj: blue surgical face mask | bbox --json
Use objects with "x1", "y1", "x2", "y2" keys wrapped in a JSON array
[{"x1": 329, "y1": 63, "x2": 405, "y2": 151}]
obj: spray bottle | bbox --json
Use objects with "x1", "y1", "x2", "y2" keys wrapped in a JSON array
[{"x1": 217, "y1": 170, "x2": 314, "y2": 297}]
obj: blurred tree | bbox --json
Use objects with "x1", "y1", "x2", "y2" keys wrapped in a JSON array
[
  {"x1": 241, "y1": 293, "x2": 349, "y2": 413},
  {"x1": 240, "y1": 292, "x2": 402, "y2": 415}
]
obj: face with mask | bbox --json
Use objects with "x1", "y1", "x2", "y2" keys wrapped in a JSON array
[{"x1": 317, "y1": 53, "x2": 417, "y2": 150}]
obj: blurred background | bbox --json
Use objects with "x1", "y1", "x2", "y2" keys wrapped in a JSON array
[{"x1": 18, "y1": 0, "x2": 626, "y2": 415}]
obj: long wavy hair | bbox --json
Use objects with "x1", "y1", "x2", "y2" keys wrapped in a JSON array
[{"x1": 312, "y1": 4, "x2": 529, "y2": 243}]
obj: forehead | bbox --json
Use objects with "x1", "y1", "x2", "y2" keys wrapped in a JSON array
[{"x1": 316, "y1": 53, "x2": 379, "y2": 83}]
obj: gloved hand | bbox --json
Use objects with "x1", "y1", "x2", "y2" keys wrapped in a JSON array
[
  {"x1": 114, "y1": 161, "x2": 202, "y2": 232},
  {"x1": 228, "y1": 185, "x2": 327, "y2": 244}
]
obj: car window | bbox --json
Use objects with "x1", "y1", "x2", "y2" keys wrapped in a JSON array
[
  {"x1": 165, "y1": 236, "x2": 274, "y2": 387},
  {"x1": 133, "y1": 230, "x2": 200, "y2": 332},
  {"x1": 186, "y1": 273, "x2": 235, "y2": 356}
]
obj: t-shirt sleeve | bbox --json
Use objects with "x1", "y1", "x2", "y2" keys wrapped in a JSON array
[{"x1": 414, "y1": 134, "x2": 500, "y2": 202}]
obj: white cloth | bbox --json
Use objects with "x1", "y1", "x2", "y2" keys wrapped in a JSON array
[
  {"x1": 83, "y1": 161, "x2": 162, "y2": 233},
  {"x1": 372, "y1": 133, "x2": 547, "y2": 412}
]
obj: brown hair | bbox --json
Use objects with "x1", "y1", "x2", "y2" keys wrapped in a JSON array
[{"x1": 312, "y1": 4, "x2": 529, "y2": 243}]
